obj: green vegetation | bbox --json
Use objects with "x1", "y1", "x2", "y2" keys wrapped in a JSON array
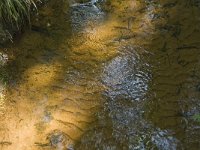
[
  {"x1": 192, "y1": 114, "x2": 200, "y2": 123},
  {"x1": 0, "y1": 0, "x2": 37, "y2": 27}
]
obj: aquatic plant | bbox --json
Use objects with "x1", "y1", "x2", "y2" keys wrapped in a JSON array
[{"x1": 0, "y1": 0, "x2": 37, "y2": 28}]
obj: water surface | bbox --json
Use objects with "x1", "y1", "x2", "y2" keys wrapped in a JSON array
[{"x1": 0, "y1": 0, "x2": 200, "y2": 149}]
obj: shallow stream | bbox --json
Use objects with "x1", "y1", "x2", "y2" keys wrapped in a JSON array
[{"x1": 0, "y1": 0, "x2": 200, "y2": 149}]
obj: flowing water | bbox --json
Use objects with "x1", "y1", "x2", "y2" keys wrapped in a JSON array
[{"x1": 0, "y1": 0, "x2": 200, "y2": 149}]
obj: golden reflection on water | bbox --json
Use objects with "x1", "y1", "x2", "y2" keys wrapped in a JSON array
[
  {"x1": 0, "y1": 1, "x2": 117, "y2": 149},
  {"x1": 0, "y1": 0, "x2": 166, "y2": 149},
  {"x1": 22, "y1": 64, "x2": 58, "y2": 87}
]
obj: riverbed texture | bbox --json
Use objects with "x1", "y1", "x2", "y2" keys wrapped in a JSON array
[{"x1": 0, "y1": 0, "x2": 200, "y2": 150}]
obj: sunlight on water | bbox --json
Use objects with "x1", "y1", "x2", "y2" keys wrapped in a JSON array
[
  {"x1": 0, "y1": 0, "x2": 161, "y2": 149},
  {"x1": 0, "y1": 0, "x2": 200, "y2": 149},
  {"x1": 22, "y1": 64, "x2": 58, "y2": 87}
]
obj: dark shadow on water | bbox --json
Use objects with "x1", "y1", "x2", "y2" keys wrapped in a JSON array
[{"x1": 143, "y1": 0, "x2": 200, "y2": 149}]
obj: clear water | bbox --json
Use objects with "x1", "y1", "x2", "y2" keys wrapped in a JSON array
[{"x1": 0, "y1": 0, "x2": 200, "y2": 149}]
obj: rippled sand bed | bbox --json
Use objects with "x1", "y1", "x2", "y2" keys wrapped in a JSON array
[{"x1": 0, "y1": 0, "x2": 200, "y2": 149}]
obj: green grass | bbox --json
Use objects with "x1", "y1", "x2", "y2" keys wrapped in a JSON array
[{"x1": 0, "y1": 0, "x2": 37, "y2": 28}]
